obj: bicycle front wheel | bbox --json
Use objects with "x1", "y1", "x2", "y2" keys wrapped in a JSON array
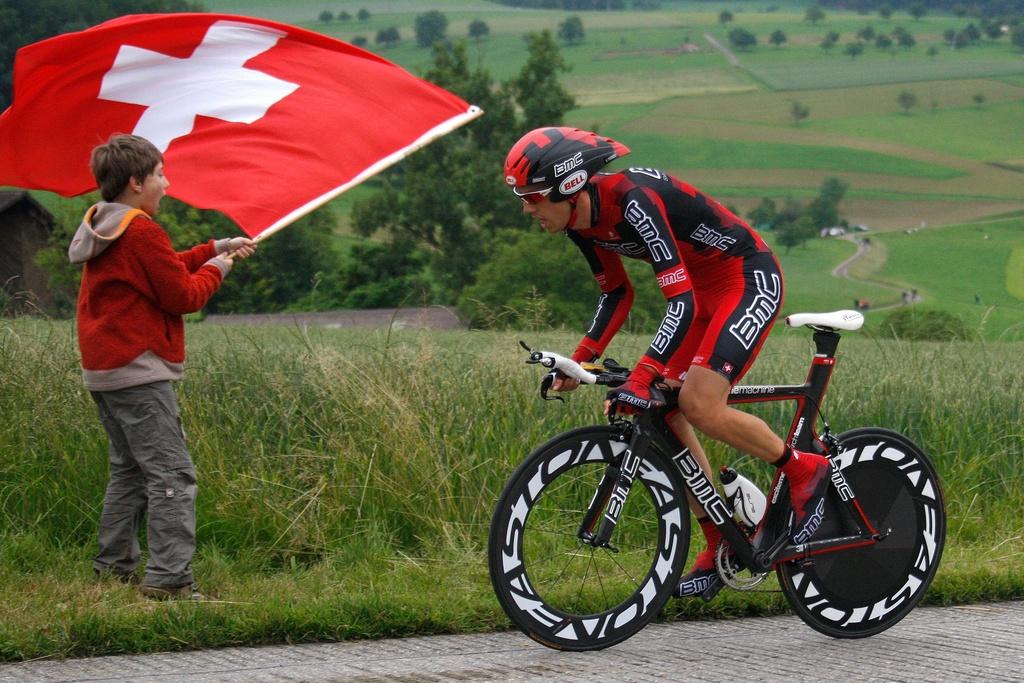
[
  {"x1": 488, "y1": 426, "x2": 690, "y2": 651},
  {"x1": 778, "y1": 428, "x2": 946, "y2": 638}
]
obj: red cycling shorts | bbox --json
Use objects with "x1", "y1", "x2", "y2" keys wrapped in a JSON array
[{"x1": 664, "y1": 251, "x2": 783, "y2": 385}]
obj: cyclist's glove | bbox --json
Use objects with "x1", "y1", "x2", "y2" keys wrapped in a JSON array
[{"x1": 605, "y1": 361, "x2": 664, "y2": 415}]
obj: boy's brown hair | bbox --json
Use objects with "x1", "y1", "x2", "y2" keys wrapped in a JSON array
[{"x1": 90, "y1": 134, "x2": 163, "y2": 202}]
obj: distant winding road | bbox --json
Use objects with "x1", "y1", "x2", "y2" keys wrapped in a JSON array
[{"x1": 831, "y1": 235, "x2": 920, "y2": 310}]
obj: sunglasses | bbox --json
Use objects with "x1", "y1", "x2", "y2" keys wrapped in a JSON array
[{"x1": 513, "y1": 185, "x2": 553, "y2": 205}]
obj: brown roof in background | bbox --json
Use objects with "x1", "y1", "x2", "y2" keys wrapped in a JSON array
[{"x1": 0, "y1": 190, "x2": 52, "y2": 220}]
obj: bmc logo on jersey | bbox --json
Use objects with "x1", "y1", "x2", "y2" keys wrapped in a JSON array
[
  {"x1": 623, "y1": 200, "x2": 673, "y2": 262},
  {"x1": 651, "y1": 301, "x2": 687, "y2": 354},
  {"x1": 692, "y1": 224, "x2": 737, "y2": 252},
  {"x1": 559, "y1": 170, "x2": 588, "y2": 195},
  {"x1": 656, "y1": 267, "x2": 687, "y2": 289},
  {"x1": 554, "y1": 152, "x2": 584, "y2": 176}
]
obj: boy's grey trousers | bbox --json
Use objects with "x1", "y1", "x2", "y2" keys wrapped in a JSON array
[{"x1": 90, "y1": 381, "x2": 196, "y2": 588}]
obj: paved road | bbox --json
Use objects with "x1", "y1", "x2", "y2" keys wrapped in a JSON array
[
  {"x1": 2, "y1": 601, "x2": 1021, "y2": 682},
  {"x1": 831, "y1": 236, "x2": 871, "y2": 281}
]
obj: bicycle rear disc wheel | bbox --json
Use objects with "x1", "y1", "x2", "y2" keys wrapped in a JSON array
[
  {"x1": 778, "y1": 428, "x2": 946, "y2": 638},
  {"x1": 488, "y1": 426, "x2": 689, "y2": 651}
]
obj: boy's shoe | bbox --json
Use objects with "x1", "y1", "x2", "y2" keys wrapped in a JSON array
[
  {"x1": 674, "y1": 566, "x2": 721, "y2": 600},
  {"x1": 787, "y1": 451, "x2": 832, "y2": 545},
  {"x1": 140, "y1": 582, "x2": 206, "y2": 601},
  {"x1": 94, "y1": 568, "x2": 140, "y2": 585}
]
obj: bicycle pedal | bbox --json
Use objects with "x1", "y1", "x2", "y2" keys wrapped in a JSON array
[{"x1": 700, "y1": 579, "x2": 724, "y2": 602}]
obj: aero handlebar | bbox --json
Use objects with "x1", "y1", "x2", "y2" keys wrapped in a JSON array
[
  {"x1": 519, "y1": 342, "x2": 632, "y2": 404},
  {"x1": 523, "y1": 347, "x2": 598, "y2": 384}
]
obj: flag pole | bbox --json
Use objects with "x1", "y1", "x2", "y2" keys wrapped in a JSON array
[{"x1": 253, "y1": 105, "x2": 483, "y2": 242}]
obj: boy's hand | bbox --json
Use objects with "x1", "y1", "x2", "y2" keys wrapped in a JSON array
[{"x1": 216, "y1": 237, "x2": 257, "y2": 260}]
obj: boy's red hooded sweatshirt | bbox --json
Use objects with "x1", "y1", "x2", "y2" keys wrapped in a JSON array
[{"x1": 68, "y1": 203, "x2": 226, "y2": 391}]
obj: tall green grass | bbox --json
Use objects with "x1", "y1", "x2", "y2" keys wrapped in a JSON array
[{"x1": 0, "y1": 319, "x2": 1021, "y2": 659}]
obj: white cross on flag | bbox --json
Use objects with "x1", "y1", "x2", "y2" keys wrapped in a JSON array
[{"x1": 0, "y1": 13, "x2": 481, "y2": 238}]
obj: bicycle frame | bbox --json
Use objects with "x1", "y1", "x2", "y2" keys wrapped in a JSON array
[{"x1": 582, "y1": 329, "x2": 886, "y2": 574}]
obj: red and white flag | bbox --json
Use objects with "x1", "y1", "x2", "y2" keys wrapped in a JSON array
[{"x1": 0, "y1": 13, "x2": 481, "y2": 238}]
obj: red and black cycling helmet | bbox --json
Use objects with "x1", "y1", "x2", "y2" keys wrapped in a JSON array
[{"x1": 504, "y1": 127, "x2": 630, "y2": 203}]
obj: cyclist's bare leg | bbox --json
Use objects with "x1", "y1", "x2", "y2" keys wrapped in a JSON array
[
  {"x1": 677, "y1": 365, "x2": 784, "y2": 462},
  {"x1": 679, "y1": 365, "x2": 832, "y2": 546},
  {"x1": 664, "y1": 407, "x2": 726, "y2": 591},
  {"x1": 664, "y1": 410, "x2": 714, "y2": 515}
]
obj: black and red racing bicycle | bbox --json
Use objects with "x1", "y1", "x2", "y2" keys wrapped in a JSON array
[{"x1": 488, "y1": 309, "x2": 946, "y2": 650}]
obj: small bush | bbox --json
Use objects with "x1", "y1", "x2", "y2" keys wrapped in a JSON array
[{"x1": 879, "y1": 307, "x2": 974, "y2": 341}]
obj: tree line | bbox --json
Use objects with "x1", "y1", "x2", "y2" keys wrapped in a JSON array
[
  {"x1": 492, "y1": 0, "x2": 661, "y2": 9},
  {"x1": 318, "y1": 10, "x2": 581, "y2": 52},
  {"x1": 316, "y1": 7, "x2": 371, "y2": 24},
  {"x1": 816, "y1": 0, "x2": 1024, "y2": 18},
  {"x1": 748, "y1": 178, "x2": 850, "y2": 253},
  {"x1": 727, "y1": 3, "x2": 1023, "y2": 53}
]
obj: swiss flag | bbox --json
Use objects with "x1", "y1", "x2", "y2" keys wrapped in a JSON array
[{"x1": 0, "y1": 13, "x2": 481, "y2": 238}]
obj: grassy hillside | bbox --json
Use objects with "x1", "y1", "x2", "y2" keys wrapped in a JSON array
[{"x1": 761, "y1": 232, "x2": 894, "y2": 313}]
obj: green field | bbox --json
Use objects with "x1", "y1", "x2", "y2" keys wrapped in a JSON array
[
  {"x1": 605, "y1": 132, "x2": 964, "y2": 178},
  {"x1": 1, "y1": 319, "x2": 1022, "y2": 659}
]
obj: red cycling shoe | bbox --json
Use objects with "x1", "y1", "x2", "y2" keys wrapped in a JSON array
[{"x1": 783, "y1": 450, "x2": 832, "y2": 544}]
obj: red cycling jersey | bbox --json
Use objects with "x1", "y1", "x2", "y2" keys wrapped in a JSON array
[{"x1": 568, "y1": 168, "x2": 783, "y2": 384}]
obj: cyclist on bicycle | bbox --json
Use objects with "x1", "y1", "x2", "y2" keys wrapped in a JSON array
[{"x1": 504, "y1": 127, "x2": 832, "y2": 598}]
